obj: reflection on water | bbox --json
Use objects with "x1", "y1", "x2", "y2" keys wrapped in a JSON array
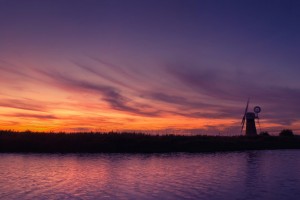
[{"x1": 0, "y1": 151, "x2": 300, "y2": 200}]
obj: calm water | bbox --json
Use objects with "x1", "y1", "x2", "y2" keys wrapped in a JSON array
[{"x1": 0, "y1": 150, "x2": 300, "y2": 200}]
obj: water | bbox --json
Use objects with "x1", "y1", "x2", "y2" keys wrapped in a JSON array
[{"x1": 0, "y1": 150, "x2": 300, "y2": 200}]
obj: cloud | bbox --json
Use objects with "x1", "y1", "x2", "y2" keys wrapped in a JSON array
[
  {"x1": 145, "y1": 92, "x2": 187, "y2": 105},
  {"x1": 4, "y1": 113, "x2": 58, "y2": 120},
  {"x1": 166, "y1": 63, "x2": 300, "y2": 105},
  {"x1": 166, "y1": 63, "x2": 300, "y2": 125},
  {"x1": 71, "y1": 59, "x2": 240, "y2": 119},
  {"x1": 144, "y1": 91, "x2": 226, "y2": 110},
  {"x1": 25, "y1": 57, "x2": 300, "y2": 131},
  {"x1": 36, "y1": 69, "x2": 160, "y2": 117},
  {"x1": 0, "y1": 59, "x2": 37, "y2": 80},
  {"x1": 72, "y1": 61, "x2": 134, "y2": 90},
  {"x1": 166, "y1": 64, "x2": 246, "y2": 100},
  {"x1": 172, "y1": 111, "x2": 235, "y2": 119},
  {"x1": 0, "y1": 98, "x2": 47, "y2": 112}
]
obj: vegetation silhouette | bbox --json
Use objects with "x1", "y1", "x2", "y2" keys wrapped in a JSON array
[
  {"x1": 279, "y1": 129, "x2": 294, "y2": 137},
  {"x1": 0, "y1": 130, "x2": 299, "y2": 153},
  {"x1": 259, "y1": 131, "x2": 270, "y2": 137}
]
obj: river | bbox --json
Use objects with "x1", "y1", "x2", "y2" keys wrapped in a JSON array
[{"x1": 0, "y1": 150, "x2": 299, "y2": 200}]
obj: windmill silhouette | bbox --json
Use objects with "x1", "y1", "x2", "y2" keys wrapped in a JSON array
[{"x1": 241, "y1": 99, "x2": 261, "y2": 136}]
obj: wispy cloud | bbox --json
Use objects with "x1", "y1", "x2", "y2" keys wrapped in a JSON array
[
  {"x1": 0, "y1": 98, "x2": 47, "y2": 112},
  {"x1": 36, "y1": 59, "x2": 300, "y2": 127},
  {"x1": 166, "y1": 63, "x2": 300, "y2": 125},
  {"x1": 0, "y1": 59, "x2": 38, "y2": 81},
  {"x1": 4, "y1": 113, "x2": 58, "y2": 120},
  {"x1": 36, "y1": 68, "x2": 161, "y2": 117},
  {"x1": 1, "y1": 54, "x2": 299, "y2": 132}
]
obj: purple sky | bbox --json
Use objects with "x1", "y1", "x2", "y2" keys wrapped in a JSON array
[{"x1": 0, "y1": 0, "x2": 300, "y2": 134}]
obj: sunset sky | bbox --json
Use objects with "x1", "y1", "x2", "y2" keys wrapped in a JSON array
[{"x1": 1, "y1": 0, "x2": 300, "y2": 134}]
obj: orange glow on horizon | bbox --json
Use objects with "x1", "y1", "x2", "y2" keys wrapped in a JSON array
[{"x1": 1, "y1": 58, "x2": 299, "y2": 135}]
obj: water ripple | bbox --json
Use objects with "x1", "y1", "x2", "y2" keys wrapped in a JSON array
[{"x1": 0, "y1": 151, "x2": 300, "y2": 200}]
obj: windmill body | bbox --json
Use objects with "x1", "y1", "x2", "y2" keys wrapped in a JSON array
[
  {"x1": 241, "y1": 99, "x2": 261, "y2": 136},
  {"x1": 245, "y1": 112, "x2": 257, "y2": 136}
]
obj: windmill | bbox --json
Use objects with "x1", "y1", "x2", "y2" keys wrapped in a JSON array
[{"x1": 241, "y1": 99, "x2": 262, "y2": 136}]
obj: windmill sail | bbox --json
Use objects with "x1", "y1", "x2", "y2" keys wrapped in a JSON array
[{"x1": 241, "y1": 98, "x2": 249, "y2": 133}]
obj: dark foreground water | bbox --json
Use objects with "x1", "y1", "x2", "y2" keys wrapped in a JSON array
[{"x1": 0, "y1": 150, "x2": 300, "y2": 200}]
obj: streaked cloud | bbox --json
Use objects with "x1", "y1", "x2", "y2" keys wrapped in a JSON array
[
  {"x1": 0, "y1": 98, "x2": 47, "y2": 112},
  {"x1": 4, "y1": 113, "x2": 58, "y2": 120}
]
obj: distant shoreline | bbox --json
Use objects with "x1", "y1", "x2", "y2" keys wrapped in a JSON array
[{"x1": 0, "y1": 131, "x2": 300, "y2": 153}]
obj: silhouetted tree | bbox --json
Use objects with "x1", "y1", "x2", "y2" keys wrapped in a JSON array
[{"x1": 279, "y1": 129, "x2": 294, "y2": 137}]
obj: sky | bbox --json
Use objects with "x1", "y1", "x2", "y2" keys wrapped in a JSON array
[{"x1": 0, "y1": 0, "x2": 300, "y2": 134}]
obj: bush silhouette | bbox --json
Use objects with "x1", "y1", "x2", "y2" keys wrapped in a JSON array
[
  {"x1": 279, "y1": 129, "x2": 294, "y2": 137},
  {"x1": 259, "y1": 131, "x2": 270, "y2": 136}
]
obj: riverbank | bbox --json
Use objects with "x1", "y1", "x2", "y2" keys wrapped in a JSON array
[{"x1": 0, "y1": 130, "x2": 299, "y2": 153}]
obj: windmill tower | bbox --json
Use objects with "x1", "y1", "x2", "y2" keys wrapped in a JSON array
[{"x1": 241, "y1": 99, "x2": 261, "y2": 136}]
